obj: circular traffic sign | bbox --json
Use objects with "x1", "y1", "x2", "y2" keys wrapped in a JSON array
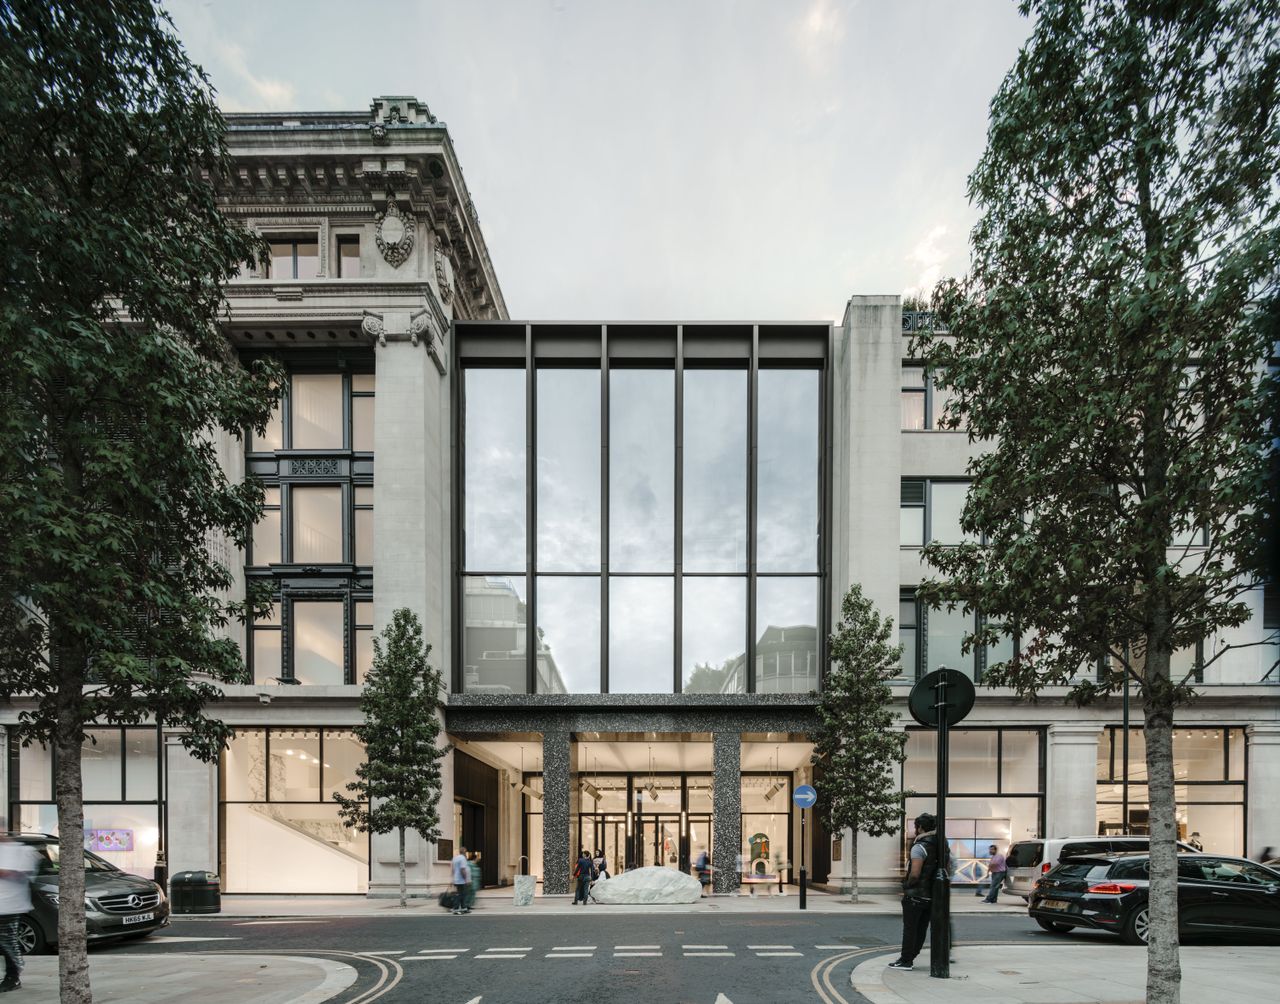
[
  {"x1": 793, "y1": 784, "x2": 817, "y2": 809},
  {"x1": 908, "y1": 668, "x2": 976, "y2": 727}
]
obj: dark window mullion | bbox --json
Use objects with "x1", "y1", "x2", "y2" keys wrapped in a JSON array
[
  {"x1": 674, "y1": 326, "x2": 683, "y2": 693},
  {"x1": 601, "y1": 328, "x2": 610, "y2": 694},
  {"x1": 747, "y1": 326, "x2": 758, "y2": 692}
]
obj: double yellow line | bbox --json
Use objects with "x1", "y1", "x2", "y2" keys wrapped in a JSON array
[{"x1": 809, "y1": 946, "x2": 893, "y2": 1004}]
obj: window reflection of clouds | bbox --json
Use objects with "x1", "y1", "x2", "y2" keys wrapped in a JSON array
[
  {"x1": 756, "y1": 577, "x2": 819, "y2": 693},
  {"x1": 537, "y1": 368, "x2": 600, "y2": 572},
  {"x1": 757, "y1": 369, "x2": 819, "y2": 572},
  {"x1": 536, "y1": 577, "x2": 600, "y2": 693},
  {"x1": 464, "y1": 369, "x2": 525, "y2": 571},
  {"x1": 682, "y1": 577, "x2": 746, "y2": 693},
  {"x1": 609, "y1": 577, "x2": 674, "y2": 693},
  {"x1": 684, "y1": 370, "x2": 747, "y2": 572},
  {"x1": 610, "y1": 369, "x2": 674, "y2": 571}
]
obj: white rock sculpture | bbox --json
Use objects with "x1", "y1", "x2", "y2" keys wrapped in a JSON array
[
  {"x1": 589, "y1": 866, "x2": 703, "y2": 905},
  {"x1": 512, "y1": 874, "x2": 535, "y2": 906}
]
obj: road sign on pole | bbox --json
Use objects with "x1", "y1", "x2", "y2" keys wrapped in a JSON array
[
  {"x1": 793, "y1": 784, "x2": 817, "y2": 910},
  {"x1": 907, "y1": 667, "x2": 976, "y2": 980}
]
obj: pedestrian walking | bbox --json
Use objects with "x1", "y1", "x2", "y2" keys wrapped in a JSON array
[
  {"x1": 888, "y1": 812, "x2": 948, "y2": 972},
  {"x1": 466, "y1": 851, "x2": 481, "y2": 911},
  {"x1": 573, "y1": 849, "x2": 594, "y2": 904},
  {"x1": 0, "y1": 835, "x2": 38, "y2": 992},
  {"x1": 982, "y1": 843, "x2": 1007, "y2": 904},
  {"x1": 695, "y1": 847, "x2": 711, "y2": 895},
  {"x1": 450, "y1": 844, "x2": 471, "y2": 915}
]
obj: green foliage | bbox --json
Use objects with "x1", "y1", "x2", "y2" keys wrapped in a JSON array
[
  {"x1": 914, "y1": 0, "x2": 1280, "y2": 704},
  {"x1": 335, "y1": 609, "x2": 449, "y2": 841},
  {"x1": 812, "y1": 584, "x2": 908, "y2": 842},
  {"x1": 0, "y1": 0, "x2": 280, "y2": 757}
]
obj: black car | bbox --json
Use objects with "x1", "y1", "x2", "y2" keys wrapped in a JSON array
[
  {"x1": 8, "y1": 834, "x2": 170, "y2": 953},
  {"x1": 1029, "y1": 852, "x2": 1280, "y2": 945}
]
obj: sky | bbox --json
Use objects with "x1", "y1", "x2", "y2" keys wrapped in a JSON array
[{"x1": 166, "y1": 0, "x2": 1033, "y2": 321}]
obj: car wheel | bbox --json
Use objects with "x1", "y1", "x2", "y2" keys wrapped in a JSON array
[
  {"x1": 1035, "y1": 917, "x2": 1073, "y2": 934},
  {"x1": 15, "y1": 916, "x2": 46, "y2": 955},
  {"x1": 1121, "y1": 906, "x2": 1150, "y2": 946}
]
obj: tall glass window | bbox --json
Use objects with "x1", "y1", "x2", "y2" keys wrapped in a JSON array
[
  {"x1": 291, "y1": 374, "x2": 343, "y2": 450},
  {"x1": 682, "y1": 577, "x2": 746, "y2": 693},
  {"x1": 292, "y1": 601, "x2": 345, "y2": 685},
  {"x1": 610, "y1": 369, "x2": 674, "y2": 570},
  {"x1": 537, "y1": 576, "x2": 600, "y2": 693},
  {"x1": 683, "y1": 370, "x2": 747, "y2": 572},
  {"x1": 609, "y1": 577, "x2": 674, "y2": 693},
  {"x1": 464, "y1": 369, "x2": 526, "y2": 572},
  {"x1": 463, "y1": 576, "x2": 528, "y2": 694},
  {"x1": 537, "y1": 368, "x2": 600, "y2": 572},
  {"x1": 291, "y1": 486, "x2": 343, "y2": 564},
  {"x1": 756, "y1": 577, "x2": 819, "y2": 693},
  {"x1": 757, "y1": 369, "x2": 819, "y2": 572},
  {"x1": 925, "y1": 602, "x2": 973, "y2": 677}
]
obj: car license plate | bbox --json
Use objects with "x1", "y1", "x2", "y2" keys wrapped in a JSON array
[
  {"x1": 122, "y1": 912, "x2": 155, "y2": 925},
  {"x1": 1040, "y1": 899, "x2": 1070, "y2": 911}
]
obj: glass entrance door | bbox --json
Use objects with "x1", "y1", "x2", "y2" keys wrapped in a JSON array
[
  {"x1": 637, "y1": 815, "x2": 681, "y2": 869},
  {"x1": 579, "y1": 813, "x2": 627, "y2": 876}
]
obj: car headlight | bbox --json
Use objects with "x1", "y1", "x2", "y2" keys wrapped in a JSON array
[{"x1": 48, "y1": 894, "x2": 58, "y2": 906}]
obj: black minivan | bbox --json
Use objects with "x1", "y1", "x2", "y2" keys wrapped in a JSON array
[{"x1": 1029, "y1": 852, "x2": 1280, "y2": 945}]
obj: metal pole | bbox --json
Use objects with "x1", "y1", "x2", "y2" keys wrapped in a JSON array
[
  {"x1": 800, "y1": 808, "x2": 807, "y2": 910},
  {"x1": 154, "y1": 714, "x2": 167, "y2": 890},
  {"x1": 930, "y1": 670, "x2": 951, "y2": 979},
  {"x1": 1121, "y1": 672, "x2": 1130, "y2": 835}
]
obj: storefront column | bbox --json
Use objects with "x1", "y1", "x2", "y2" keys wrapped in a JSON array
[
  {"x1": 167, "y1": 741, "x2": 217, "y2": 877},
  {"x1": 1246, "y1": 723, "x2": 1280, "y2": 859},
  {"x1": 1046, "y1": 723, "x2": 1102, "y2": 838},
  {"x1": 541, "y1": 731, "x2": 571, "y2": 895},
  {"x1": 712, "y1": 731, "x2": 741, "y2": 894}
]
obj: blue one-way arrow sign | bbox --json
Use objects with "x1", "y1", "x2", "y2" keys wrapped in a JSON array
[{"x1": 793, "y1": 784, "x2": 817, "y2": 809}]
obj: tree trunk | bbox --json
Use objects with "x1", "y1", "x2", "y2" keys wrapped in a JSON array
[
  {"x1": 398, "y1": 827, "x2": 407, "y2": 909},
  {"x1": 1144, "y1": 663, "x2": 1181, "y2": 1004},
  {"x1": 55, "y1": 689, "x2": 92, "y2": 1003},
  {"x1": 848, "y1": 830, "x2": 859, "y2": 904}
]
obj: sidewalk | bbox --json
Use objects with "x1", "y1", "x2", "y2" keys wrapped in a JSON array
[
  {"x1": 851, "y1": 944, "x2": 1275, "y2": 1003},
  {"x1": 16, "y1": 953, "x2": 356, "y2": 1004},
  {"x1": 203, "y1": 888, "x2": 1029, "y2": 918}
]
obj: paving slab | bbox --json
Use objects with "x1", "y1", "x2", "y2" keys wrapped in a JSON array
[
  {"x1": 13, "y1": 952, "x2": 356, "y2": 1004},
  {"x1": 851, "y1": 943, "x2": 1273, "y2": 1004}
]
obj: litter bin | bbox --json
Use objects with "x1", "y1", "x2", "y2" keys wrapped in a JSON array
[{"x1": 170, "y1": 871, "x2": 222, "y2": 914}]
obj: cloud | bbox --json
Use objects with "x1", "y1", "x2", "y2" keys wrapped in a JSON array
[
  {"x1": 904, "y1": 224, "x2": 951, "y2": 300},
  {"x1": 213, "y1": 38, "x2": 296, "y2": 110},
  {"x1": 792, "y1": 0, "x2": 847, "y2": 73}
]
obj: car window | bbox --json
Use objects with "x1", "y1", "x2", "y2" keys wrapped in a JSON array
[
  {"x1": 1111, "y1": 858, "x2": 1151, "y2": 880},
  {"x1": 26, "y1": 843, "x2": 116, "y2": 873},
  {"x1": 1061, "y1": 841, "x2": 1111, "y2": 859},
  {"x1": 1052, "y1": 861, "x2": 1111, "y2": 880},
  {"x1": 1200, "y1": 859, "x2": 1280, "y2": 886},
  {"x1": 1176, "y1": 859, "x2": 1208, "y2": 881},
  {"x1": 1007, "y1": 842, "x2": 1043, "y2": 868}
]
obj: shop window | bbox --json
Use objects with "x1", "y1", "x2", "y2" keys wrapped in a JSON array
[
  {"x1": 290, "y1": 374, "x2": 343, "y2": 450},
  {"x1": 291, "y1": 601, "x2": 345, "y2": 685},
  {"x1": 251, "y1": 602, "x2": 282, "y2": 683}
]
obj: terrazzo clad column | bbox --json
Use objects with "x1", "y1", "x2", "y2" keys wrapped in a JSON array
[
  {"x1": 541, "y1": 731, "x2": 571, "y2": 895},
  {"x1": 712, "y1": 731, "x2": 742, "y2": 894}
]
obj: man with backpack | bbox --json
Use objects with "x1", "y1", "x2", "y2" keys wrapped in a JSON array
[
  {"x1": 572, "y1": 848, "x2": 594, "y2": 905},
  {"x1": 889, "y1": 812, "x2": 949, "y2": 971}
]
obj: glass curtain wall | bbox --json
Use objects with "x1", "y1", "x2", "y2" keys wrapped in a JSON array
[
  {"x1": 1095, "y1": 726, "x2": 1245, "y2": 853},
  {"x1": 459, "y1": 327, "x2": 825, "y2": 694}
]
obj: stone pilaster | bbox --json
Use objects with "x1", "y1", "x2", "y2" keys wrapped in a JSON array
[
  {"x1": 712, "y1": 731, "x2": 741, "y2": 894},
  {"x1": 541, "y1": 730, "x2": 571, "y2": 895},
  {"x1": 1246, "y1": 723, "x2": 1280, "y2": 859},
  {"x1": 1046, "y1": 722, "x2": 1103, "y2": 838}
]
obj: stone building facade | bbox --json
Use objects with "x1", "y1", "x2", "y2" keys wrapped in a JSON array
[{"x1": 2, "y1": 97, "x2": 1276, "y2": 898}]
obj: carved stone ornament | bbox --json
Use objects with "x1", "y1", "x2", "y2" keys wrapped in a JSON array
[
  {"x1": 435, "y1": 247, "x2": 453, "y2": 305},
  {"x1": 370, "y1": 122, "x2": 388, "y2": 143},
  {"x1": 291, "y1": 458, "x2": 342, "y2": 477},
  {"x1": 375, "y1": 201, "x2": 416, "y2": 268},
  {"x1": 361, "y1": 312, "x2": 387, "y2": 347}
]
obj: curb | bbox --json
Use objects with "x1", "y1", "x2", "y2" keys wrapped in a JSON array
[
  {"x1": 252, "y1": 955, "x2": 359, "y2": 1004},
  {"x1": 849, "y1": 953, "x2": 906, "y2": 1004}
]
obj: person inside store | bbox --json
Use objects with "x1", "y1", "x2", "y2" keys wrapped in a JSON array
[
  {"x1": 889, "y1": 812, "x2": 950, "y2": 972},
  {"x1": 593, "y1": 848, "x2": 609, "y2": 881}
]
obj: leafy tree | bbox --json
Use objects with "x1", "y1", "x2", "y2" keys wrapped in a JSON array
[
  {"x1": 684, "y1": 658, "x2": 732, "y2": 694},
  {"x1": 0, "y1": 3, "x2": 279, "y2": 1000},
  {"x1": 915, "y1": 3, "x2": 1279, "y2": 1000},
  {"x1": 811, "y1": 584, "x2": 909, "y2": 902},
  {"x1": 334, "y1": 608, "x2": 449, "y2": 908}
]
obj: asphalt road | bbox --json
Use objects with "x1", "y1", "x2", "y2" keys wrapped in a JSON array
[{"x1": 99, "y1": 911, "x2": 1050, "y2": 1004}]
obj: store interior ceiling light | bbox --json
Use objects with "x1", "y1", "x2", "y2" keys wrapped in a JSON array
[{"x1": 763, "y1": 781, "x2": 783, "y2": 801}]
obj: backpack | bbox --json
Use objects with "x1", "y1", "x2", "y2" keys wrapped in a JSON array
[{"x1": 903, "y1": 833, "x2": 947, "y2": 899}]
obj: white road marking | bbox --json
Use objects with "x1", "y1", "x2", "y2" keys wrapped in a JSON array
[
  {"x1": 682, "y1": 944, "x2": 728, "y2": 950},
  {"x1": 715, "y1": 995, "x2": 734, "y2": 1004},
  {"x1": 416, "y1": 949, "x2": 469, "y2": 954},
  {"x1": 486, "y1": 947, "x2": 533, "y2": 952},
  {"x1": 683, "y1": 951, "x2": 735, "y2": 957},
  {"x1": 402, "y1": 955, "x2": 462, "y2": 961},
  {"x1": 550, "y1": 945, "x2": 596, "y2": 951},
  {"x1": 143, "y1": 936, "x2": 243, "y2": 943},
  {"x1": 614, "y1": 944, "x2": 660, "y2": 950},
  {"x1": 754, "y1": 951, "x2": 804, "y2": 957},
  {"x1": 815, "y1": 944, "x2": 853, "y2": 950},
  {"x1": 545, "y1": 952, "x2": 593, "y2": 958},
  {"x1": 234, "y1": 920, "x2": 328, "y2": 925},
  {"x1": 361, "y1": 950, "x2": 406, "y2": 955},
  {"x1": 747, "y1": 944, "x2": 794, "y2": 949},
  {"x1": 464, "y1": 998, "x2": 482, "y2": 1004},
  {"x1": 613, "y1": 951, "x2": 662, "y2": 957},
  {"x1": 475, "y1": 953, "x2": 527, "y2": 960}
]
